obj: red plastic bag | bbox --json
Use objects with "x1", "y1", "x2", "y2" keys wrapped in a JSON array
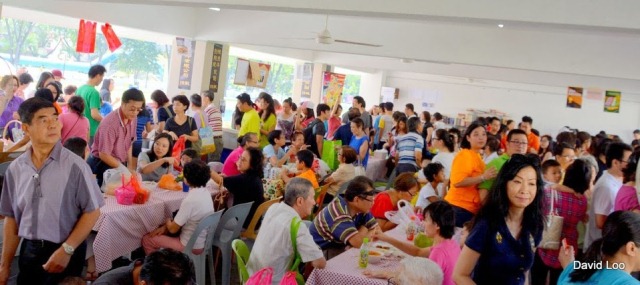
[
  {"x1": 130, "y1": 175, "x2": 150, "y2": 204},
  {"x1": 101, "y1": 23, "x2": 122, "y2": 52},
  {"x1": 172, "y1": 137, "x2": 186, "y2": 171},
  {"x1": 76, "y1": 19, "x2": 96, "y2": 53}
]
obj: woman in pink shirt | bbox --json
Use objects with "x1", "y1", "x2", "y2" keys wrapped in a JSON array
[
  {"x1": 614, "y1": 150, "x2": 640, "y2": 212},
  {"x1": 368, "y1": 201, "x2": 460, "y2": 285},
  {"x1": 59, "y1": 96, "x2": 89, "y2": 144}
]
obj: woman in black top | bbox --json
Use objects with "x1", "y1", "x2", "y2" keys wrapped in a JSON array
[
  {"x1": 151, "y1": 90, "x2": 175, "y2": 132},
  {"x1": 210, "y1": 147, "x2": 265, "y2": 228},
  {"x1": 163, "y1": 95, "x2": 198, "y2": 148}
]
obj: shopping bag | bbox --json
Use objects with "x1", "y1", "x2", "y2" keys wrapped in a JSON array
[
  {"x1": 158, "y1": 174, "x2": 182, "y2": 191},
  {"x1": 246, "y1": 267, "x2": 273, "y2": 285},
  {"x1": 115, "y1": 174, "x2": 136, "y2": 205},
  {"x1": 384, "y1": 199, "x2": 416, "y2": 225},
  {"x1": 130, "y1": 175, "x2": 150, "y2": 204},
  {"x1": 172, "y1": 136, "x2": 186, "y2": 171},
  {"x1": 102, "y1": 168, "x2": 137, "y2": 195},
  {"x1": 76, "y1": 19, "x2": 96, "y2": 53},
  {"x1": 101, "y1": 22, "x2": 122, "y2": 52},
  {"x1": 321, "y1": 140, "x2": 341, "y2": 171},
  {"x1": 540, "y1": 189, "x2": 564, "y2": 250},
  {"x1": 198, "y1": 113, "x2": 216, "y2": 155},
  {"x1": 281, "y1": 217, "x2": 305, "y2": 285}
]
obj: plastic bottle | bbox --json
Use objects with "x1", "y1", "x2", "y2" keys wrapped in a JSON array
[
  {"x1": 359, "y1": 237, "x2": 370, "y2": 268},
  {"x1": 406, "y1": 216, "x2": 416, "y2": 241}
]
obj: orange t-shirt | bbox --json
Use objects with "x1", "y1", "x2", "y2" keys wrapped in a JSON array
[
  {"x1": 527, "y1": 132, "x2": 540, "y2": 152},
  {"x1": 297, "y1": 169, "x2": 319, "y2": 189},
  {"x1": 444, "y1": 149, "x2": 485, "y2": 214}
]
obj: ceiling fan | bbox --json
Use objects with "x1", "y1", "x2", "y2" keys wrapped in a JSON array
[{"x1": 286, "y1": 15, "x2": 382, "y2": 48}]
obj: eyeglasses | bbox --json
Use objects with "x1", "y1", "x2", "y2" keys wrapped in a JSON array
[
  {"x1": 358, "y1": 195, "x2": 373, "y2": 203},
  {"x1": 561, "y1": 155, "x2": 577, "y2": 160},
  {"x1": 124, "y1": 105, "x2": 144, "y2": 113},
  {"x1": 509, "y1": 141, "x2": 528, "y2": 146},
  {"x1": 338, "y1": 153, "x2": 343, "y2": 156}
]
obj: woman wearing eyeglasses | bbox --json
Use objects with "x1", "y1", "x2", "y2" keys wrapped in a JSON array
[
  {"x1": 554, "y1": 142, "x2": 577, "y2": 173},
  {"x1": 453, "y1": 154, "x2": 544, "y2": 285},
  {"x1": 370, "y1": 173, "x2": 420, "y2": 231}
]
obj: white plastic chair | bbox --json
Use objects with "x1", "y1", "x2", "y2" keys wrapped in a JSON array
[
  {"x1": 183, "y1": 210, "x2": 224, "y2": 285},
  {"x1": 211, "y1": 202, "x2": 253, "y2": 285}
]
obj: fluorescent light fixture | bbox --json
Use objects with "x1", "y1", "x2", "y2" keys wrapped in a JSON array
[
  {"x1": 209, "y1": 7, "x2": 221, "y2": 11},
  {"x1": 498, "y1": 24, "x2": 504, "y2": 28}
]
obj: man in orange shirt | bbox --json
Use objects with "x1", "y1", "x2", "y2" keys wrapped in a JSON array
[
  {"x1": 281, "y1": 149, "x2": 319, "y2": 189},
  {"x1": 520, "y1": 116, "x2": 540, "y2": 154}
]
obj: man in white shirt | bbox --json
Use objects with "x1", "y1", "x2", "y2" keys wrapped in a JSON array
[
  {"x1": 585, "y1": 142, "x2": 632, "y2": 250},
  {"x1": 433, "y1": 112, "x2": 447, "y2": 130},
  {"x1": 247, "y1": 178, "x2": 326, "y2": 284}
]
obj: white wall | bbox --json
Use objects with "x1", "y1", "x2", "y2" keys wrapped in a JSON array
[{"x1": 386, "y1": 71, "x2": 640, "y2": 143}]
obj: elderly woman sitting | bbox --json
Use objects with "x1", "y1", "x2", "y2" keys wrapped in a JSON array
[{"x1": 363, "y1": 256, "x2": 443, "y2": 285}]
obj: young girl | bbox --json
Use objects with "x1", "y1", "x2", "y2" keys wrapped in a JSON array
[{"x1": 416, "y1": 162, "x2": 446, "y2": 213}]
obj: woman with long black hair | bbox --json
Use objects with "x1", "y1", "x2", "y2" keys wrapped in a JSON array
[
  {"x1": 454, "y1": 154, "x2": 544, "y2": 285},
  {"x1": 257, "y1": 92, "x2": 276, "y2": 148}
]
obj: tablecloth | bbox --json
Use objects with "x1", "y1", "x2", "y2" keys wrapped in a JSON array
[{"x1": 306, "y1": 226, "x2": 406, "y2": 285}]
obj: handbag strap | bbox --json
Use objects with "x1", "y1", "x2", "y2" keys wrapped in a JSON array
[
  {"x1": 61, "y1": 115, "x2": 81, "y2": 141},
  {"x1": 289, "y1": 217, "x2": 302, "y2": 271},
  {"x1": 549, "y1": 188, "x2": 558, "y2": 215}
]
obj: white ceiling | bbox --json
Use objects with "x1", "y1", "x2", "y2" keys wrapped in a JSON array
[{"x1": 4, "y1": 0, "x2": 640, "y2": 93}]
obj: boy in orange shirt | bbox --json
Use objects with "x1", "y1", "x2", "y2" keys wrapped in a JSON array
[{"x1": 281, "y1": 149, "x2": 319, "y2": 189}]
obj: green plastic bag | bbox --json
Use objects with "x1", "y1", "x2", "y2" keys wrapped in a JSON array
[{"x1": 322, "y1": 140, "x2": 342, "y2": 171}]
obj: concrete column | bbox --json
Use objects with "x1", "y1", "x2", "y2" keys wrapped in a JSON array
[{"x1": 167, "y1": 39, "x2": 229, "y2": 108}]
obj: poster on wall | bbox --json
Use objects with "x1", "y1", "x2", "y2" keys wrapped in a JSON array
[
  {"x1": 566, "y1": 86, "x2": 583, "y2": 109},
  {"x1": 233, "y1": 58, "x2": 250, "y2": 85},
  {"x1": 246, "y1": 61, "x2": 271, "y2": 88},
  {"x1": 322, "y1": 72, "x2": 346, "y2": 107},
  {"x1": 300, "y1": 63, "x2": 313, "y2": 99},
  {"x1": 585, "y1": 87, "x2": 604, "y2": 100},
  {"x1": 208, "y1": 43, "x2": 223, "y2": 92},
  {"x1": 176, "y1": 37, "x2": 196, "y2": 90},
  {"x1": 603, "y1": 90, "x2": 622, "y2": 113},
  {"x1": 380, "y1": 86, "x2": 398, "y2": 103},
  {"x1": 408, "y1": 89, "x2": 440, "y2": 112}
]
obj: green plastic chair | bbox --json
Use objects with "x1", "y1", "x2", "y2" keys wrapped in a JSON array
[{"x1": 232, "y1": 239, "x2": 251, "y2": 284}]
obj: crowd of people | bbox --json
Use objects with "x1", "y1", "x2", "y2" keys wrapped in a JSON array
[{"x1": 0, "y1": 65, "x2": 640, "y2": 285}]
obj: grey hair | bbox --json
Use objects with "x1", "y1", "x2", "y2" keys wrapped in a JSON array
[
  {"x1": 576, "y1": 155, "x2": 599, "y2": 174},
  {"x1": 284, "y1": 178, "x2": 313, "y2": 206},
  {"x1": 394, "y1": 257, "x2": 443, "y2": 285}
]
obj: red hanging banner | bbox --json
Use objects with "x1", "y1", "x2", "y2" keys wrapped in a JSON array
[
  {"x1": 101, "y1": 23, "x2": 122, "y2": 52},
  {"x1": 76, "y1": 19, "x2": 97, "y2": 53}
]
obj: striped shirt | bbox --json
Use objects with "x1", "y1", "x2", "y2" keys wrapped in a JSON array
[
  {"x1": 0, "y1": 142, "x2": 104, "y2": 243},
  {"x1": 309, "y1": 195, "x2": 377, "y2": 249},
  {"x1": 91, "y1": 108, "x2": 137, "y2": 163},
  {"x1": 395, "y1": 132, "x2": 423, "y2": 166},
  {"x1": 203, "y1": 104, "x2": 223, "y2": 137}
]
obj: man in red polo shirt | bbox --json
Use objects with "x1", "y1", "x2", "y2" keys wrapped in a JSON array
[{"x1": 88, "y1": 88, "x2": 145, "y2": 186}]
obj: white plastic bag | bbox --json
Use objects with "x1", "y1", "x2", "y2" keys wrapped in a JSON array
[
  {"x1": 102, "y1": 168, "x2": 141, "y2": 195},
  {"x1": 384, "y1": 199, "x2": 416, "y2": 225}
]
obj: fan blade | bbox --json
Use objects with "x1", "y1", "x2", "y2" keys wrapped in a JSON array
[
  {"x1": 334, "y1": 39, "x2": 382, "y2": 47},
  {"x1": 278, "y1": 37, "x2": 315, "y2": 40}
]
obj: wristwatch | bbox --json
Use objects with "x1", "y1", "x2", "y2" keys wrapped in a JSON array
[{"x1": 62, "y1": 243, "x2": 75, "y2": 255}]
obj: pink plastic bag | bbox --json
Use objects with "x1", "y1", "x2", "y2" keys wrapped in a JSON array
[
  {"x1": 115, "y1": 174, "x2": 136, "y2": 205},
  {"x1": 279, "y1": 271, "x2": 298, "y2": 285},
  {"x1": 246, "y1": 267, "x2": 273, "y2": 285}
]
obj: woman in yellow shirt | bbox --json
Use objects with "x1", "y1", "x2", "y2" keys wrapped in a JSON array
[
  {"x1": 444, "y1": 122, "x2": 497, "y2": 227},
  {"x1": 257, "y1": 92, "x2": 277, "y2": 148}
]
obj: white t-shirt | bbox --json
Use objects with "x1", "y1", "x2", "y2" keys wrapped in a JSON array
[
  {"x1": 433, "y1": 121, "x2": 447, "y2": 130},
  {"x1": 174, "y1": 187, "x2": 215, "y2": 249},
  {"x1": 585, "y1": 170, "x2": 622, "y2": 250},
  {"x1": 431, "y1": 152, "x2": 455, "y2": 179},
  {"x1": 484, "y1": 152, "x2": 499, "y2": 164},
  {"x1": 415, "y1": 182, "x2": 445, "y2": 209},
  {"x1": 247, "y1": 203, "x2": 323, "y2": 285}
]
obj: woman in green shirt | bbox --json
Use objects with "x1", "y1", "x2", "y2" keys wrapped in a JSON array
[{"x1": 257, "y1": 92, "x2": 277, "y2": 148}]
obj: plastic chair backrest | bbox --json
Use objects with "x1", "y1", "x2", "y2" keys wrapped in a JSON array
[
  {"x1": 184, "y1": 210, "x2": 224, "y2": 253},
  {"x1": 242, "y1": 197, "x2": 281, "y2": 240},
  {"x1": 232, "y1": 239, "x2": 251, "y2": 283},
  {"x1": 213, "y1": 202, "x2": 254, "y2": 243},
  {"x1": 315, "y1": 185, "x2": 330, "y2": 208},
  {"x1": 337, "y1": 179, "x2": 351, "y2": 195}
]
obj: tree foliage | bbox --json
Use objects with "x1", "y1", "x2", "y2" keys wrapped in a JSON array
[{"x1": 112, "y1": 38, "x2": 162, "y2": 79}]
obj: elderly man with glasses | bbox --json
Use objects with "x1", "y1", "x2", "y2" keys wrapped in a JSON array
[
  {"x1": 478, "y1": 129, "x2": 529, "y2": 203},
  {"x1": 309, "y1": 176, "x2": 380, "y2": 259},
  {"x1": 87, "y1": 88, "x2": 145, "y2": 186}
]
